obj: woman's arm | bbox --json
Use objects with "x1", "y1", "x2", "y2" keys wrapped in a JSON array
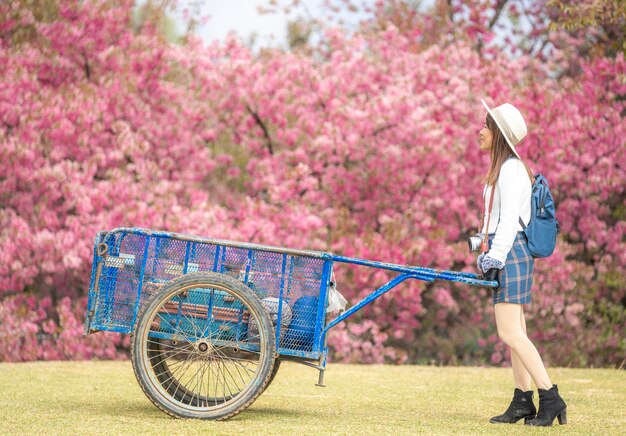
[{"x1": 487, "y1": 159, "x2": 525, "y2": 264}]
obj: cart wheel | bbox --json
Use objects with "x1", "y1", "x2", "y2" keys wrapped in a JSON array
[
  {"x1": 145, "y1": 338, "x2": 234, "y2": 404},
  {"x1": 266, "y1": 358, "x2": 281, "y2": 387},
  {"x1": 131, "y1": 272, "x2": 275, "y2": 420},
  {"x1": 256, "y1": 357, "x2": 282, "y2": 397}
]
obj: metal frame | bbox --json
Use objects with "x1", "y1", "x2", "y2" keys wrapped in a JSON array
[
  {"x1": 323, "y1": 254, "x2": 494, "y2": 330},
  {"x1": 101, "y1": 227, "x2": 333, "y2": 260},
  {"x1": 86, "y1": 228, "x2": 335, "y2": 360},
  {"x1": 86, "y1": 227, "x2": 497, "y2": 369}
]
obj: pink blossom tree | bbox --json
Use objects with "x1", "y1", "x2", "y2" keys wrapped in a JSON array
[{"x1": 0, "y1": 0, "x2": 623, "y2": 366}]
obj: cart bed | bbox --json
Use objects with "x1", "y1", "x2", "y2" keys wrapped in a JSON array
[{"x1": 86, "y1": 228, "x2": 333, "y2": 359}]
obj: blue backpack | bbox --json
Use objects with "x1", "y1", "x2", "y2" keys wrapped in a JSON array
[{"x1": 519, "y1": 174, "x2": 560, "y2": 258}]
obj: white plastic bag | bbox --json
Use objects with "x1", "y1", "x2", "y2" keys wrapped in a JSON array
[
  {"x1": 326, "y1": 273, "x2": 347, "y2": 313},
  {"x1": 248, "y1": 297, "x2": 293, "y2": 342}
]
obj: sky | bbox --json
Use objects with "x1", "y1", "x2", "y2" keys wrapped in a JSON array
[
  {"x1": 167, "y1": 0, "x2": 381, "y2": 50},
  {"x1": 150, "y1": 1, "x2": 515, "y2": 52}
]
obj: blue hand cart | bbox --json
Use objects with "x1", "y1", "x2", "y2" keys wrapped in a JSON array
[{"x1": 85, "y1": 228, "x2": 495, "y2": 420}]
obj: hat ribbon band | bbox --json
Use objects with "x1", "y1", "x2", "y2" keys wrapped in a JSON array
[{"x1": 493, "y1": 109, "x2": 520, "y2": 146}]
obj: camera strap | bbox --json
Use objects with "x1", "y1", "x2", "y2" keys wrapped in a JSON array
[{"x1": 480, "y1": 184, "x2": 496, "y2": 252}]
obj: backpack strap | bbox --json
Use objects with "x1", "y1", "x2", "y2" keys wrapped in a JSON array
[
  {"x1": 480, "y1": 184, "x2": 496, "y2": 252},
  {"x1": 519, "y1": 172, "x2": 538, "y2": 231}
]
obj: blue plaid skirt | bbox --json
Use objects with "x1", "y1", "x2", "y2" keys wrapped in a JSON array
[{"x1": 488, "y1": 232, "x2": 534, "y2": 305}]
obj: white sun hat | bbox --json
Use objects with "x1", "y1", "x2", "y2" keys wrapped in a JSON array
[{"x1": 481, "y1": 99, "x2": 527, "y2": 159}]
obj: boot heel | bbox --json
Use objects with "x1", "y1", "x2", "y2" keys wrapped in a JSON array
[
  {"x1": 524, "y1": 415, "x2": 536, "y2": 424},
  {"x1": 557, "y1": 409, "x2": 567, "y2": 425}
]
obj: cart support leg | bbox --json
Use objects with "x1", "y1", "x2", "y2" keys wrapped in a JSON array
[
  {"x1": 315, "y1": 351, "x2": 326, "y2": 387},
  {"x1": 316, "y1": 367, "x2": 325, "y2": 387},
  {"x1": 316, "y1": 331, "x2": 328, "y2": 387}
]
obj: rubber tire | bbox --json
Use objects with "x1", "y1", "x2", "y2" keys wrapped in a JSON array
[
  {"x1": 266, "y1": 357, "x2": 281, "y2": 388},
  {"x1": 131, "y1": 272, "x2": 275, "y2": 420}
]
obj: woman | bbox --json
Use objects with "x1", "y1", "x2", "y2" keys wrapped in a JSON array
[{"x1": 476, "y1": 99, "x2": 567, "y2": 427}]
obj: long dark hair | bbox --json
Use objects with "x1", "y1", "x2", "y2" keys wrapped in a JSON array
[{"x1": 484, "y1": 114, "x2": 534, "y2": 185}]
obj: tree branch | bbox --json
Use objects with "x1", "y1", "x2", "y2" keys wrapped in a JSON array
[
  {"x1": 582, "y1": 143, "x2": 622, "y2": 173},
  {"x1": 372, "y1": 123, "x2": 397, "y2": 136},
  {"x1": 82, "y1": 53, "x2": 91, "y2": 79},
  {"x1": 245, "y1": 104, "x2": 274, "y2": 155},
  {"x1": 488, "y1": 0, "x2": 509, "y2": 30}
]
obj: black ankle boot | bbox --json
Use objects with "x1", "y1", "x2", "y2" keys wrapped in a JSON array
[
  {"x1": 525, "y1": 384, "x2": 567, "y2": 426},
  {"x1": 489, "y1": 388, "x2": 537, "y2": 424}
]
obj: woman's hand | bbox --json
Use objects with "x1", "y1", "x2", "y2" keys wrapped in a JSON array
[
  {"x1": 480, "y1": 255, "x2": 505, "y2": 272},
  {"x1": 480, "y1": 255, "x2": 505, "y2": 283},
  {"x1": 477, "y1": 252, "x2": 486, "y2": 271},
  {"x1": 477, "y1": 252, "x2": 504, "y2": 273}
]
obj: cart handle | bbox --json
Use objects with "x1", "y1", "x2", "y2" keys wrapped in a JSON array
[
  {"x1": 329, "y1": 254, "x2": 487, "y2": 282},
  {"x1": 323, "y1": 255, "x2": 498, "y2": 336},
  {"x1": 323, "y1": 272, "x2": 428, "y2": 334}
]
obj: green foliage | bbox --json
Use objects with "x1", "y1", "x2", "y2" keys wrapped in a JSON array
[
  {"x1": 548, "y1": 0, "x2": 625, "y2": 56},
  {"x1": 0, "y1": 0, "x2": 59, "y2": 45},
  {"x1": 286, "y1": 19, "x2": 312, "y2": 50},
  {"x1": 132, "y1": 0, "x2": 182, "y2": 43}
]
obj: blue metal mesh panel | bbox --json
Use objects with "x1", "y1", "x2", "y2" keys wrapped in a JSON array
[{"x1": 87, "y1": 230, "x2": 330, "y2": 357}]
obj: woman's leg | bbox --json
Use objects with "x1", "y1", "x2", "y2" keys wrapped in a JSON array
[
  {"x1": 494, "y1": 302, "x2": 552, "y2": 390},
  {"x1": 510, "y1": 307, "x2": 532, "y2": 391}
]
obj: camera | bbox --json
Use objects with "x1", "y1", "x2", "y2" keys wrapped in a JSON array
[{"x1": 468, "y1": 232, "x2": 485, "y2": 252}]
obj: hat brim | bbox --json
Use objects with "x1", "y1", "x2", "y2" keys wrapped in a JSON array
[{"x1": 481, "y1": 99, "x2": 521, "y2": 159}]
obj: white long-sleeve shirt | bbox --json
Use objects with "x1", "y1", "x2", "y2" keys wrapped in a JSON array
[{"x1": 481, "y1": 158, "x2": 532, "y2": 264}]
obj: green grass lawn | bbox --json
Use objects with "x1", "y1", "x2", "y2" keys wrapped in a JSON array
[{"x1": 0, "y1": 360, "x2": 623, "y2": 435}]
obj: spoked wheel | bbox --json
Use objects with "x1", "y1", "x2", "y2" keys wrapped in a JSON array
[
  {"x1": 266, "y1": 358, "x2": 281, "y2": 388},
  {"x1": 131, "y1": 272, "x2": 275, "y2": 420}
]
